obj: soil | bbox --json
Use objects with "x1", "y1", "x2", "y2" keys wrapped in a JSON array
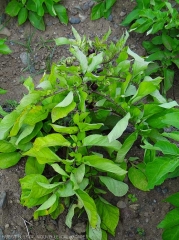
[{"x1": 0, "y1": 0, "x2": 179, "y2": 240}]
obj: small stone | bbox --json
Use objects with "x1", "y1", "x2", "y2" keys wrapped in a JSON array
[
  {"x1": 145, "y1": 218, "x2": 149, "y2": 223},
  {"x1": 0, "y1": 25, "x2": 11, "y2": 36},
  {"x1": 0, "y1": 228, "x2": 4, "y2": 240},
  {"x1": 70, "y1": 8, "x2": 78, "y2": 15},
  {"x1": 114, "y1": 23, "x2": 118, "y2": 29},
  {"x1": 35, "y1": 64, "x2": 40, "y2": 70},
  {"x1": 79, "y1": 13, "x2": 87, "y2": 22},
  {"x1": 153, "y1": 199, "x2": 157, "y2": 203},
  {"x1": 117, "y1": 200, "x2": 127, "y2": 209},
  {"x1": 40, "y1": 62, "x2": 46, "y2": 70},
  {"x1": 129, "y1": 204, "x2": 140, "y2": 211},
  {"x1": 89, "y1": 1, "x2": 95, "y2": 7},
  {"x1": 46, "y1": 21, "x2": 53, "y2": 26},
  {"x1": 162, "y1": 187, "x2": 168, "y2": 194},
  {"x1": 69, "y1": 17, "x2": 81, "y2": 24},
  {"x1": 0, "y1": 191, "x2": 7, "y2": 209},
  {"x1": 143, "y1": 212, "x2": 149, "y2": 217},
  {"x1": 120, "y1": 11, "x2": 126, "y2": 17},
  {"x1": 130, "y1": 44, "x2": 136, "y2": 49},
  {"x1": 20, "y1": 52, "x2": 30, "y2": 65},
  {"x1": 73, "y1": 222, "x2": 86, "y2": 234},
  {"x1": 5, "y1": 224, "x2": 9, "y2": 229},
  {"x1": 107, "y1": 14, "x2": 113, "y2": 22},
  {"x1": 155, "y1": 186, "x2": 162, "y2": 193},
  {"x1": 46, "y1": 223, "x2": 57, "y2": 231},
  {"x1": 81, "y1": 2, "x2": 90, "y2": 11},
  {"x1": 112, "y1": 37, "x2": 118, "y2": 43}
]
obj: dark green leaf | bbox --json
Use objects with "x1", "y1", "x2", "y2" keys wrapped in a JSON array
[
  {"x1": 91, "y1": 2, "x2": 105, "y2": 20},
  {"x1": 45, "y1": 0, "x2": 56, "y2": 16},
  {"x1": 5, "y1": 0, "x2": 22, "y2": 16},
  {"x1": 146, "y1": 157, "x2": 179, "y2": 189},
  {"x1": 18, "y1": 7, "x2": 28, "y2": 25},
  {"x1": 54, "y1": 4, "x2": 68, "y2": 25},
  {"x1": 28, "y1": 11, "x2": 45, "y2": 31},
  {"x1": 158, "y1": 208, "x2": 179, "y2": 229},
  {"x1": 121, "y1": 9, "x2": 140, "y2": 26},
  {"x1": 106, "y1": 0, "x2": 116, "y2": 11},
  {"x1": 161, "y1": 225, "x2": 179, "y2": 240},
  {"x1": 0, "y1": 43, "x2": 12, "y2": 54},
  {"x1": 165, "y1": 193, "x2": 179, "y2": 207},
  {"x1": 162, "y1": 33, "x2": 174, "y2": 51},
  {"x1": 26, "y1": 0, "x2": 36, "y2": 11}
]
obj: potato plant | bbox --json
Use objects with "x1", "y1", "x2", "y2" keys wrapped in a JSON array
[
  {"x1": 5, "y1": 0, "x2": 68, "y2": 31},
  {"x1": 122, "y1": 0, "x2": 179, "y2": 95},
  {"x1": 1, "y1": 28, "x2": 179, "y2": 239}
]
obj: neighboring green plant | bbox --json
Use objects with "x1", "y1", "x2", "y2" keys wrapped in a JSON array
[
  {"x1": 136, "y1": 227, "x2": 145, "y2": 236},
  {"x1": 1, "y1": 28, "x2": 179, "y2": 239},
  {"x1": 5, "y1": 0, "x2": 68, "y2": 31},
  {"x1": 0, "y1": 38, "x2": 12, "y2": 54},
  {"x1": 122, "y1": 2, "x2": 179, "y2": 239},
  {"x1": 91, "y1": 0, "x2": 116, "y2": 20},
  {"x1": 121, "y1": 0, "x2": 179, "y2": 94},
  {"x1": 158, "y1": 192, "x2": 179, "y2": 239},
  {"x1": 128, "y1": 193, "x2": 138, "y2": 203}
]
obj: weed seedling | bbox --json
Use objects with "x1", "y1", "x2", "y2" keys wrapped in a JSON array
[
  {"x1": 128, "y1": 194, "x2": 138, "y2": 203},
  {"x1": 136, "y1": 227, "x2": 145, "y2": 236}
]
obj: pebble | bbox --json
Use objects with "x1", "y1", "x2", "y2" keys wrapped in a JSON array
[
  {"x1": 107, "y1": 15, "x2": 113, "y2": 22},
  {"x1": 0, "y1": 228, "x2": 4, "y2": 240},
  {"x1": 19, "y1": 52, "x2": 30, "y2": 65},
  {"x1": 0, "y1": 191, "x2": 7, "y2": 209},
  {"x1": 129, "y1": 204, "x2": 139, "y2": 211},
  {"x1": 120, "y1": 11, "x2": 127, "y2": 17},
  {"x1": 46, "y1": 223, "x2": 57, "y2": 231},
  {"x1": 79, "y1": 13, "x2": 87, "y2": 22},
  {"x1": 155, "y1": 186, "x2": 162, "y2": 193},
  {"x1": 73, "y1": 222, "x2": 86, "y2": 234},
  {"x1": 69, "y1": 17, "x2": 81, "y2": 24},
  {"x1": 81, "y1": 2, "x2": 90, "y2": 11},
  {"x1": 89, "y1": 1, "x2": 95, "y2": 7},
  {"x1": 117, "y1": 200, "x2": 127, "y2": 209},
  {"x1": 162, "y1": 187, "x2": 168, "y2": 194},
  {"x1": 5, "y1": 224, "x2": 9, "y2": 229},
  {"x1": 0, "y1": 25, "x2": 11, "y2": 36},
  {"x1": 40, "y1": 62, "x2": 46, "y2": 70},
  {"x1": 46, "y1": 21, "x2": 53, "y2": 26}
]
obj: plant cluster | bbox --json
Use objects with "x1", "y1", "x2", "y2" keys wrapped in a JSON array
[
  {"x1": 5, "y1": 0, "x2": 68, "y2": 31},
  {"x1": 1, "y1": 28, "x2": 179, "y2": 239},
  {"x1": 122, "y1": 0, "x2": 179, "y2": 95},
  {"x1": 91, "y1": 0, "x2": 117, "y2": 20},
  {"x1": 4, "y1": 0, "x2": 118, "y2": 30},
  {"x1": 122, "y1": 1, "x2": 179, "y2": 239}
]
